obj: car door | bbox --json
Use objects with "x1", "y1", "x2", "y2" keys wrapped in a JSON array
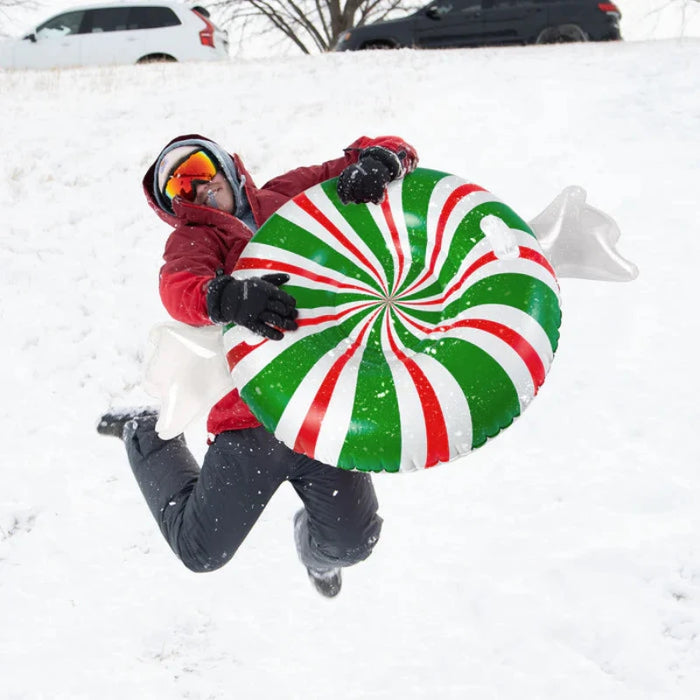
[
  {"x1": 413, "y1": 0, "x2": 485, "y2": 48},
  {"x1": 479, "y1": 0, "x2": 547, "y2": 45},
  {"x1": 76, "y1": 7, "x2": 135, "y2": 66},
  {"x1": 11, "y1": 10, "x2": 85, "y2": 69},
  {"x1": 126, "y1": 5, "x2": 185, "y2": 62}
]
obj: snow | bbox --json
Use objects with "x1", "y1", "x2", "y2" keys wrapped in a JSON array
[{"x1": 1, "y1": 13, "x2": 700, "y2": 700}]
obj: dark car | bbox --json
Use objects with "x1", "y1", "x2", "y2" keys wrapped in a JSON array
[{"x1": 334, "y1": 0, "x2": 621, "y2": 51}]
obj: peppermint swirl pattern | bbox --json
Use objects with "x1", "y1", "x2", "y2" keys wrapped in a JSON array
[{"x1": 225, "y1": 168, "x2": 562, "y2": 472}]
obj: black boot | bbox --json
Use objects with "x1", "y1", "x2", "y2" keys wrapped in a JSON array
[
  {"x1": 306, "y1": 566, "x2": 342, "y2": 598},
  {"x1": 293, "y1": 508, "x2": 342, "y2": 598},
  {"x1": 97, "y1": 407, "x2": 159, "y2": 439}
]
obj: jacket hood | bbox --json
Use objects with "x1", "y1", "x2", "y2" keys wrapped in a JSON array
[{"x1": 143, "y1": 134, "x2": 248, "y2": 226}]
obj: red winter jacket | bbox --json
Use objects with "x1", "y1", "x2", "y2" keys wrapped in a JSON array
[{"x1": 143, "y1": 134, "x2": 418, "y2": 437}]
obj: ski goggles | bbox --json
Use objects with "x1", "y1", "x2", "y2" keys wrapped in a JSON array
[{"x1": 163, "y1": 150, "x2": 218, "y2": 202}]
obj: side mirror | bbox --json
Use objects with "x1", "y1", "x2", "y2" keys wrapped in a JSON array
[
  {"x1": 23, "y1": 33, "x2": 37, "y2": 43},
  {"x1": 426, "y1": 7, "x2": 442, "y2": 20}
]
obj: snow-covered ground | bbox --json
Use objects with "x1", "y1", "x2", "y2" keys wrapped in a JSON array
[{"x1": 1, "y1": 17, "x2": 700, "y2": 700}]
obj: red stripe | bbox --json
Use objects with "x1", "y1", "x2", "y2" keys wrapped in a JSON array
[
  {"x1": 403, "y1": 251, "x2": 496, "y2": 307},
  {"x1": 454, "y1": 319, "x2": 545, "y2": 390},
  {"x1": 517, "y1": 246, "x2": 558, "y2": 282},
  {"x1": 225, "y1": 338, "x2": 267, "y2": 370},
  {"x1": 235, "y1": 257, "x2": 380, "y2": 296},
  {"x1": 381, "y1": 197, "x2": 405, "y2": 293},
  {"x1": 393, "y1": 308, "x2": 432, "y2": 335},
  {"x1": 401, "y1": 244, "x2": 556, "y2": 308},
  {"x1": 402, "y1": 183, "x2": 485, "y2": 296},
  {"x1": 293, "y1": 309, "x2": 380, "y2": 458},
  {"x1": 384, "y1": 314, "x2": 450, "y2": 468},
  {"x1": 394, "y1": 309, "x2": 545, "y2": 392},
  {"x1": 296, "y1": 193, "x2": 387, "y2": 294},
  {"x1": 297, "y1": 300, "x2": 378, "y2": 328}
]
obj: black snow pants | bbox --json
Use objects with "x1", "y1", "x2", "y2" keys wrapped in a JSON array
[{"x1": 124, "y1": 415, "x2": 383, "y2": 573}]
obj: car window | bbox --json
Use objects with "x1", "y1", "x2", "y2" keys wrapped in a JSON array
[
  {"x1": 483, "y1": 0, "x2": 521, "y2": 7},
  {"x1": 452, "y1": 0, "x2": 482, "y2": 13},
  {"x1": 127, "y1": 6, "x2": 182, "y2": 30},
  {"x1": 35, "y1": 11, "x2": 86, "y2": 38},
  {"x1": 425, "y1": 0, "x2": 481, "y2": 16},
  {"x1": 83, "y1": 8, "x2": 131, "y2": 33}
]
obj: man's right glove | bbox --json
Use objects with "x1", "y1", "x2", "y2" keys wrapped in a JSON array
[
  {"x1": 207, "y1": 273, "x2": 298, "y2": 341},
  {"x1": 337, "y1": 146, "x2": 405, "y2": 205}
]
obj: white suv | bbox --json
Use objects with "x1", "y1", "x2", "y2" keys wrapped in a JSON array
[{"x1": 0, "y1": 2, "x2": 229, "y2": 69}]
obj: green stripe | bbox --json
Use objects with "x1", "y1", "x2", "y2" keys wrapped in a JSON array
[
  {"x1": 320, "y1": 179, "x2": 396, "y2": 290},
  {"x1": 400, "y1": 201, "x2": 535, "y2": 299},
  {"x1": 448, "y1": 274, "x2": 561, "y2": 350},
  {"x1": 402, "y1": 274, "x2": 560, "y2": 351},
  {"x1": 336, "y1": 314, "x2": 402, "y2": 472},
  {"x1": 252, "y1": 213, "x2": 382, "y2": 293},
  {"x1": 284, "y1": 285, "x2": 380, "y2": 312},
  {"x1": 399, "y1": 169, "x2": 450, "y2": 291},
  {"x1": 391, "y1": 312, "x2": 521, "y2": 449},
  {"x1": 239, "y1": 308, "x2": 376, "y2": 432}
]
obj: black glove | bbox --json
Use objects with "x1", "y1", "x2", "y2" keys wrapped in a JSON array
[
  {"x1": 207, "y1": 273, "x2": 298, "y2": 341},
  {"x1": 337, "y1": 146, "x2": 403, "y2": 205}
]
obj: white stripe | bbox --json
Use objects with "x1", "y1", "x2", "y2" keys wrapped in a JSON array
[
  {"x1": 224, "y1": 305, "x2": 376, "y2": 387},
  {"x1": 455, "y1": 303, "x2": 556, "y2": 367},
  {"x1": 400, "y1": 233, "x2": 495, "y2": 306},
  {"x1": 423, "y1": 176, "x2": 469, "y2": 270},
  {"x1": 379, "y1": 318, "x2": 426, "y2": 472},
  {"x1": 457, "y1": 229, "x2": 560, "y2": 301},
  {"x1": 312, "y1": 351, "x2": 364, "y2": 468},
  {"x1": 221, "y1": 299, "x2": 377, "y2": 355},
  {"x1": 438, "y1": 326, "x2": 536, "y2": 412},
  {"x1": 301, "y1": 186, "x2": 392, "y2": 292},
  {"x1": 420, "y1": 177, "x2": 491, "y2": 282},
  {"x1": 366, "y1": 179, "x2": 412, "y2": 293},
  {"x1": 274, "y1": 308, "x2": 380, "y2": 458},
  {"x1": 238, "y1": 241, "x2": 381, "y2": 296},
  {"x1": 400, "y1": 231, "x2": 559, "y2": 312},
  {"x1": 424, "y1": 187, "x2": 497, "y2": 292},
  {"x1": 274, "y1": 346, "x2": 342, "y2": 450},
  {"x1": 389, "y1": 324, "x2": 474, "y2": 466},
  {"x1": 460, "y1": 256, "x2": 560, "y2": 302}
]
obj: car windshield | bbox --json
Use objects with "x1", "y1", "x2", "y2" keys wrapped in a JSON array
[{"x1": 35, "y1": 11, "x2": 85, "y2": 38}]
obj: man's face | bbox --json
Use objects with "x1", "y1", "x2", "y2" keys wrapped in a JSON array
[{"x1": 192, "y1": 171, "x2": 235, "y2": 214}]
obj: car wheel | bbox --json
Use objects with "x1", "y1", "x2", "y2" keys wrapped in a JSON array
[
  {"x1": 137, "y1": 53, "x2": 177, "y2": 64},
  {"x1": 557, "y1": 24, "x2": 588, "y2": 43},
  {"x1": 535, "y1": 27, "x2": 560, "y2": 44},
  {"x1": 536, "y1": 24, "x2": 588, "y2": 44}
]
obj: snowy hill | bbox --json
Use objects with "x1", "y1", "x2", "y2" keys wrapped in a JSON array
[{"x1": 1, "y1": 35, "x2": 700, "y2": 700}]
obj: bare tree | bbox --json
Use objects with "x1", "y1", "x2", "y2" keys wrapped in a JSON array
[
  {"x1": 0, "y1": 0, "x2": 37, "y2": 37},
  {"x1": 0, "y1": 0, "x2": 38, "y2": 18},
  {"x1": 0, "y1": 0, "x2": 32, "y2": 14},
  {"x1": 645, "y1": 0, "x2": 700, "y2": 36},
  {"x1": 208, "y1": 0, "x2": 415, "y2": 54}
]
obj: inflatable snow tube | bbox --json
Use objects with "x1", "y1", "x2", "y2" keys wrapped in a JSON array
[{"x1": 224, "y1": 168, "x2": 562, "y2": 472}]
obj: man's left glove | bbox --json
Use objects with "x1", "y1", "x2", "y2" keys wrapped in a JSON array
[
  {"x1": 207, "y1": 273, "x2": 298, "y2": 341},
  {"x1": 337, "y1": 146, "x2": 408, "y2": 205}
]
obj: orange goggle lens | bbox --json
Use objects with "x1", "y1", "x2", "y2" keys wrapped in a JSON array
[{"x1": 164, "y1": 150, "x2": 218, "y2": 202}]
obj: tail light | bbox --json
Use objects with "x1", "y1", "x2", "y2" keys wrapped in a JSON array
[
  {"x1": 598, "y1": 3, "x2": 621, "y2": 14},
  {"x1": 193, "y1": 9, "x2": 216, "y2": 48}
]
